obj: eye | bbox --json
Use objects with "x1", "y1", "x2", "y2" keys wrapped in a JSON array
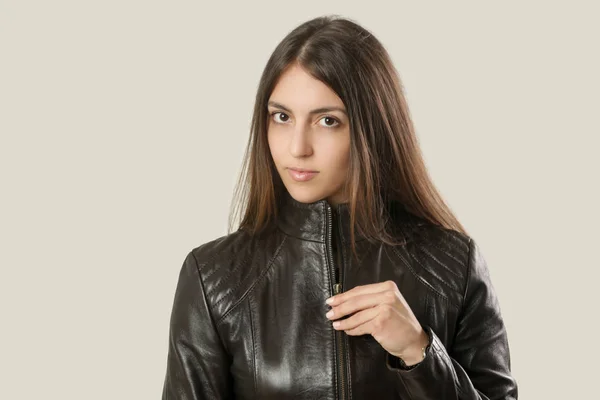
[
  {"x1": 269, "y1": 111, "x2": 341, "y2": 128},
  {"x1": 271, "y1": 111, "x2": 290, "y2": 124},
  {"x1": 319, "y1": 116, "x2": 340, "y2": 128}
]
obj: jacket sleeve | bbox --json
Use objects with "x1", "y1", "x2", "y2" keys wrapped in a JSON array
[
  {"x1": 386, "y1": 238, "x2": 519, "y2": 399},
  {"x1": 162, "y1": 250, "x2": 234, "y2": 400}
]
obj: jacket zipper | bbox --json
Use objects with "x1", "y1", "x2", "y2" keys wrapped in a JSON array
[{"x1": 327, "y1": 205, "x2": 348, "y2": 400}]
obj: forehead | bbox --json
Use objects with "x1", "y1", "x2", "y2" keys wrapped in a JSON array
[{"x1": 269, "y1": 64, "x2": 344, "y2": 109}]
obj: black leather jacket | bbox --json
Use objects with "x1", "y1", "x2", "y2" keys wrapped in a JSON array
[{"x1": 162, "y1": 192, "x2": 518, "y2": 399}]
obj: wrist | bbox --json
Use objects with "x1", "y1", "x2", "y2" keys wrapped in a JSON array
[{"x1": 395, "y1": 328, "x2": 430, "y2": 366}]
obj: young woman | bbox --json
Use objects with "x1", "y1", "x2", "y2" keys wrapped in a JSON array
[{"x1": 162, "y1": 15, "x2": 518, "y2": 400}]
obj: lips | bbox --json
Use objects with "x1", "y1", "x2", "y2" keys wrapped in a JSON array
[
  {"x1": 289, "y1": 167, "x2": 318, "y2": 173},
  {"x1": 287, "y1": 167, "x2": 319, "y2": 182}
]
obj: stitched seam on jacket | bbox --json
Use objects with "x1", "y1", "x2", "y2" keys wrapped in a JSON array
[
  {"x1": 442, "y1": 230, "x2": 470, "y2": 251},
  {"x1": 407, "y1": 250, "x2": 458, "y2": 294},
  {"x1": 460, "y1": 238, "x2": 474, "y2": 315},
  {"x1": 275, "y1": 225, "x2": 325, "y2": 244},
  {"x1": 417, "y1": 244, "x2": 462, "y2": 279},
  {"x1": 190, "y1": 251, "x2": 231, "y2": 354},
  {"x1": 433, "y1": 335, "x2": 465, "y2": 398},
  {"x1": 210, "y1": 236, "x2": 275, "y2": 311},
  {"x1": 202, "y1": 244, "x2": 241, "y2": 282},
  {"x1": 397, "y1": 371, "x2": 415, "y2": 399},
  {"x1": 405, "y1": 251, "x2": 461, "y2": 310},
  {"x1": 248, "y1": 298, "x2": 258, "y2": 398},
  {"x1": 428, "y1": 240, "x2": 465, "y2": 265},
  {"x1": 409, "y1": 253, "x2": 460, "y2": 310},
  {"x1": 205, "y1": 246, "x2": 253, "y2": 298},
  {"x1": 195, "y1": 233, "x2": 248, "y2": 281},
  {"x1": 216, "y1": 235, "x2": 288, "y2": 324},
  {"x1": 391, "y1": 246, "x2": 460, "y2": 310}
]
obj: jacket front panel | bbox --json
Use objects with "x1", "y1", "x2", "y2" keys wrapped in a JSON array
[
  {"x1": 175, "y1": 228, "x2": 338, "y2": 399},
  {"x1": 162, "y1": 192, "x2": 518, "y2": 399},
  {"x1": 248, "y1": 237, "x2": 336, "y2": 399}
]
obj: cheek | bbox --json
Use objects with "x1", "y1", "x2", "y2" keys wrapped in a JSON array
[
  {"x1": 323, "y1": 137, "x2": 350, "y2": 170},
  {"x1": 267, "y1": 131, "x2": 283, "y2": 166}
]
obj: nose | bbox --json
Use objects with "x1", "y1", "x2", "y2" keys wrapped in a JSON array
[{"x1": 289, "y1": 122, "x2": 313, "y2": 158}]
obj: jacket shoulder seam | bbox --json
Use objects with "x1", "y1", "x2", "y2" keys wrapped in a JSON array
[
  {"x1": 406, "y1": 250, "x2": 461, "y2": 297},
  {"x1": 215, "y1": 235, "x2": 288, "y2": 324},
  {"x1": 406, "y1": 224, "x2": 471, "y2": 305},
  {"x1": 462, "y1": 237, "x2": 474, "y2": 311},
  {"x1": 390, "y1": 246, "x2": 459, "y2": 310},
  {"x1": 416, "y1": 243, "x2": 463, "y2": 278},
  {"x1": 247, "y1": 299, "x2": 258, "y2": 396},
  {"x1": 189, "y1": 250, "x2": 231, "y2": 353}
]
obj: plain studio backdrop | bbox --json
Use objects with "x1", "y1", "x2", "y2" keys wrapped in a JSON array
[{"x1": 1, "y1": 1, "x2": 598, "y2": 399}]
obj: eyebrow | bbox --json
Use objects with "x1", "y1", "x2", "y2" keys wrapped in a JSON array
[{"x1": 267, "y1": 101, "x2": 347, "y2": 116}]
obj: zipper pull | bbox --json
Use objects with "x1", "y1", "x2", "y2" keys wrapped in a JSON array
[{"x1": 334, "y1": 283, "x2": 342, "y2": 294}]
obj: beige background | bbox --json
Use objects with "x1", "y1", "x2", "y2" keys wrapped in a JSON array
[{"x1": 1, "y1": 1, "x2": 598, "y2": 399}]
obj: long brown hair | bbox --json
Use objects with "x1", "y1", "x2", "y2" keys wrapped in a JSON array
[{"x1": 228, "y1": 14, "x2": 467, "y2": 258}]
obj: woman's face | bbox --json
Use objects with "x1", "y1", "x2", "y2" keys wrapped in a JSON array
[{"x1": 267, "y1": 63, "x2": 350, "y2": 206}]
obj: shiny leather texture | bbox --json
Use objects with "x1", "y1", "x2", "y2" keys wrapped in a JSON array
[{"x1": 162, "y1": 192, "x2": 518, "y2": 399}]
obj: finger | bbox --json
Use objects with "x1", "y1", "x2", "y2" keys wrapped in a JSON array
[
  {"x1": 326, "y1": 280, "x2": 398, "y2": 306},
  {"x1": 344, "y1": 323, "x2": 371, "y2": 336},
  {"x1": 332, "y1": 306, "x2": 379, "y2": 331},
  {"x1": 344, "y1": 305, "x2": 394, "y2": 337},
  {"x1": 344, "y1": 313, "x2": 378, "y2": 336},
  {"x1": 326, "y1": 290, "x2": 398, "y2": 320}
]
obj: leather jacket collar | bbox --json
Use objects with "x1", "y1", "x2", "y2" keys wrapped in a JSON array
[
  {"x1": 277, "y1": 190, "x2": 420, "y2": 244},
  {"x1": 276, "y1": 190, "x2": 366, "y2": 244}
]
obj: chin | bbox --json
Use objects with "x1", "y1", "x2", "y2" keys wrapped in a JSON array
[{"x1": 285, "y1": 185, "x2": 327, "y2": 205}]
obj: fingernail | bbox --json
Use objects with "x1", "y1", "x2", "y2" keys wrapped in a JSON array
[
  {"x1": 325, "y1": 310, "x2": 334, "y2": 318},
  {"x1": 333, "y1": 321, "x2": 340, "y2": 328},
  {"x1": 326, "y1": 297, "x2": 334, "y2": 305}
]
